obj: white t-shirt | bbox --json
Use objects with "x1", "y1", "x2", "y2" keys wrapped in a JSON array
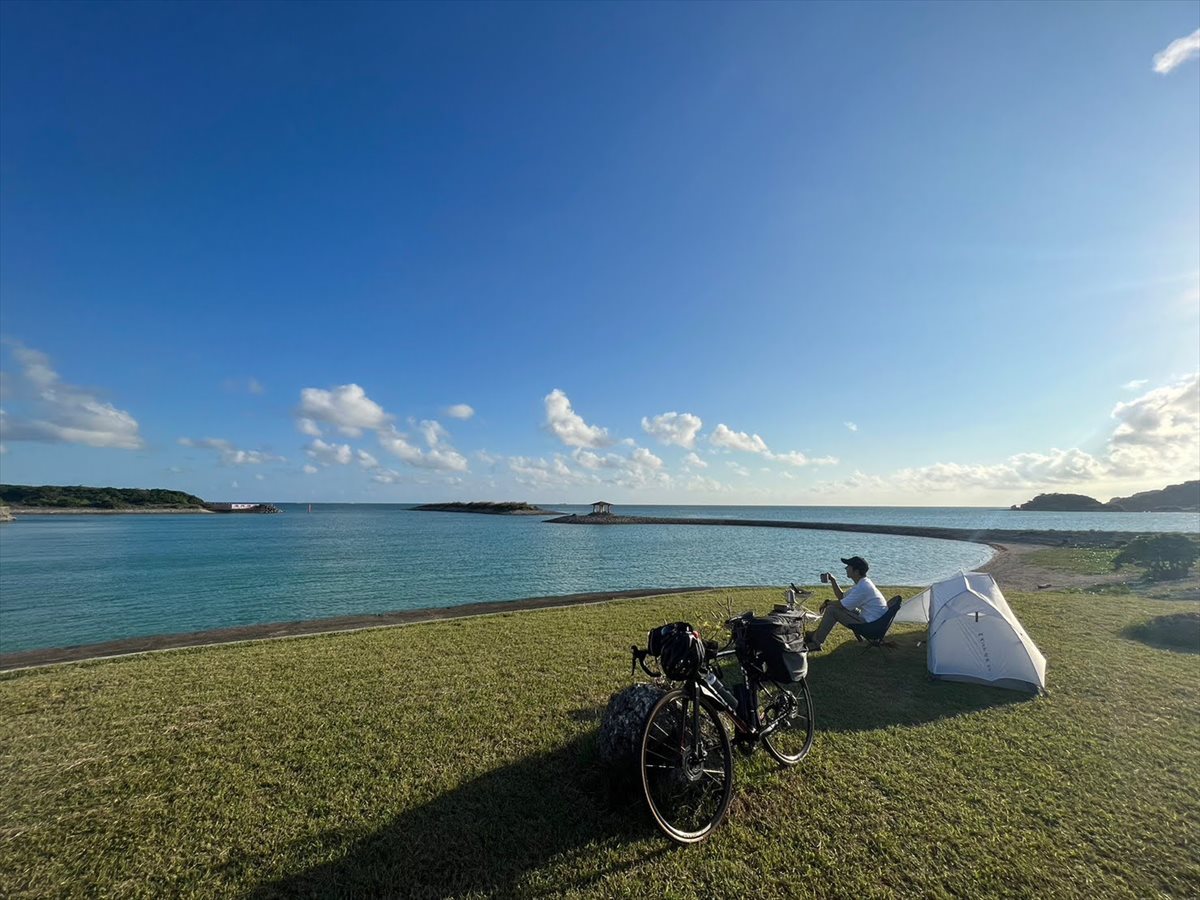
[{"x1": 841, "y1": 577, "x2": 888, "y2": 623}]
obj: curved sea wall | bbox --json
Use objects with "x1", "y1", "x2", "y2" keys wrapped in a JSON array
[{"x1": 544, "y1": 514, "x2": 1139, "y2": 548}]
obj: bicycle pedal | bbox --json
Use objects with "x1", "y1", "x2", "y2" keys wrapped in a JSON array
[{"x1": 732, "y1": 735, "x2": 757, "y2": 756}]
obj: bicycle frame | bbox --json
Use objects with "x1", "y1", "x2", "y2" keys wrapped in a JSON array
[
  {"x1": 695, "y1": 655, "x2": 789, "y2": 743},
  {"x1": 631, "y1": 639, "x2": 792, "y2": 743}
]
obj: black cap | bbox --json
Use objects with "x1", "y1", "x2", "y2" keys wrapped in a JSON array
[{"x1": 840, "y1": 556, "x2": 869, "y2": 574}]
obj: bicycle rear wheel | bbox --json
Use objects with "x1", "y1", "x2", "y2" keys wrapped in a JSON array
[
  {"x1": 760, "y1": 678, "x2": 814, "y2": 766},
  {"x1": 639, "y1": 688, "x2": 734, "y2": 843}
]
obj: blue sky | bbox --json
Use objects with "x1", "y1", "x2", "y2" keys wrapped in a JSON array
[{"x1": 1, "y1": 1, "x2": 1198, "y2": 505}]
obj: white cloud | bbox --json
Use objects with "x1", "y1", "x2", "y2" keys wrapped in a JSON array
[
  {"x1": 567, "y1": 445, "x2": 669, "y2": 489},
  {"x1": 298, "y1": 384, "x2": 390, "y2": 437},
  {"x1": 891, "y1": 447, "x2": 1109, "y2": 493},
  {"x1": 686, "y1": 475, "x2": 730, "y2": 493},
  {"x1": 844, "y1": 421, "x2": 858, "y2": 432},
  {"x1": 179, "y1": 437, "x2": 285, "y2": 466},
  {"x1": 810, "y1": 470, "x2": 890, "y2": 495},
  {"x1": 573, "y1": 449, "x2": 623, "y2": 470},
  {"x1": 811, "y1": 455, "x2": 839, "y2": 466},
  {"x1": 771, "y1": 451, "x2": 814, "y2": 468},
  {"x1": 682, "y1": 452, "x2": 708, "y2": 469},
  {"x1": 1107, "y1": 373, "x2": 1199, "y2": 476},
  {"x1": 642, "y1": 411, "x2": 703, "y2": 448},
  {"x1": 297, "y1": 417, "x2": 323, "y2": 437},
  {"x1": 508, "y1": 454, "x2": 592, "y2": 488},
  {"x1": 812, "y1": 378, "x2": 1200, "y2": 498},
  {"x1": 378, "y1": 424, "x2": 469, "y2": 472},
  {"x1": 247, "y1": 377, "x2": 264, "y2": 395},
  {"x1": 1122, "y1": 379, "x2": 1148, "y2": 391},
  {"x1": 726, "y1": 461, "x2": 751, "y2": 477},
  {"x1": 631, "y1": 447, "x2": 664, "y2": 470},
  {"x1": 1153, "y1": 29, "x2": 1200, "y2": 74},
  {"x1": 709, "y1": 423, "x2": 834, "y2": 468},
  {"x1": 445, "y1": 404, "x2": 475, "y2": 420},
  {"x1": 306, "y1": 438, "x2": 353, "y2": 466},
  {"x1": 710, "y1": 423, "x2": 769, "y2": 454},
  {"x1": 356, "y1": 449, "x2": 379, "y2": 468},
  {"x1": 0, "y1": 342, "x2": 143, "y2": 449},
  {"x1": 544, "y1": 389, "x2": 612, "y2": 448},
  {"x1": 617, "y1": 447, "x2": 670, "y2": 490},
  {"x1": 418, "y1": 419, "x2": 450, "y2": 448},
  {"x1": 371, "y1": 468, "x2": 403, "y2": 484},
  {"x1": 303, "y1": 464, "x2": 319, "y2": 475},
  {"x1": 254, "y1": 474, "x2": 265, "y2": 481}
]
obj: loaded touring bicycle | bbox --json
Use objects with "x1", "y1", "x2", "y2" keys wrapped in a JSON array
[{"x1": 630, "y1": 591, "x2": 815, "y2": 843}]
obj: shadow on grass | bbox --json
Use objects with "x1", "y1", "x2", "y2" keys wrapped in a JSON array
[
  {"x1": 250, "y1": 728, "x2": 664, "y2": 898},
  {"x1": 805, "y1": 630, "x2": 1030, "y2": 733},
  {"x1": 1123, "y1": 612, "x2": 1200, "y2": 654}
]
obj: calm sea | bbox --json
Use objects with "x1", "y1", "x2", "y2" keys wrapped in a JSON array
[{"x1": 1, "y1": 504, "x2": 1196, "y2": 654}]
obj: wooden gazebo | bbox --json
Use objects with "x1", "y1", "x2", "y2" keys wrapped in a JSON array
[{"x1": 590, "y1": 501, "x2": 613, "y2": 515}]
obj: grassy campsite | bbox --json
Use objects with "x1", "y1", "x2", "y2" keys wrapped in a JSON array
[{"x1": 2, "y1": 547, "x2": 1198, "y2": 898}]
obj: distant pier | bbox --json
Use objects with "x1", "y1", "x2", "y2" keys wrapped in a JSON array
[{"x1": 543, "y1": 513, "x2": 1142, "y2": 548}]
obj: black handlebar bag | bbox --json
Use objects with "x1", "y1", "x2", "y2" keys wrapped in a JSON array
[{"x1": 740, "y1": 613, "x2": 808, "y2": 683}]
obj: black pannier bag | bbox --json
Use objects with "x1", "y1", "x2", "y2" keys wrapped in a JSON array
[{"x1": 739, "y1": 612, "x2": 808, "y2": 683}]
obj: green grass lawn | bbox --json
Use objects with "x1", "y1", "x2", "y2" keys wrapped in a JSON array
[
  {"x1": 1025, "y1": 546, "x2": 1121, "y2": 575},
  {"x1": 2, "y1": 578, "x2": 1199, "y2": 898}
]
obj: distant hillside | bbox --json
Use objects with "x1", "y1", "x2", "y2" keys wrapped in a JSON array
[
  {"x1": 1013, "y1": 493, "x2": 1107, "y2": 512},
  {"x1": 1106, "y1": 480, "x2": 1200, "y2": 512},
  {"x1": 0, "y1": 484, "x2": 207, "y2": 510},
  {"x1": 1013, "y1": 480, "x2": 1200, "y2": 512}
]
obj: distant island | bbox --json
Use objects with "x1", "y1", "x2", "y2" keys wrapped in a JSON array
[
  {"x1": 413, "y1": 501, "x2": 565, "y2": 516},
  {"x1": 1013, "y1": 480, "x2": 1200, "y2": 512},
  {"x1": 0, "y1": 485, "x2": 281, "y2": 515},
  {"x1": 0, "y1": 484, "x2": 208, "y2": 511}
]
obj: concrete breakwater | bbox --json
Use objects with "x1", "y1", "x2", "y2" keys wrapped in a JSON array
[
  {"x1": 204, "y1": 503, "x2": 282, "y2": 514},
  {"x1": 543, "y1": 513, "x2": 1141, "y2": 549}
]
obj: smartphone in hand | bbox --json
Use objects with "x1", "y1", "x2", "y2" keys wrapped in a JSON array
[{"x1": 820, "y1": 572, "x2": 829, "y2": 583}]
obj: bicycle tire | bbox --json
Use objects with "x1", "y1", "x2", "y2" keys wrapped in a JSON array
[
  {"x1": 639, "y1": 688, "x2": 734, "y2": 843},
  {"x1": 760, "y1": 678, "x2": 814, "y2": 766}
]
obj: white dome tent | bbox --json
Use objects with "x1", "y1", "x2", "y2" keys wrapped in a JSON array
[{"x1": 894, "y1": 571, "x2": 1047, "y2": 693}]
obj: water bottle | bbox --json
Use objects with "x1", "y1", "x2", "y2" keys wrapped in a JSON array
[
  {"x1": 703, "y1": 670, "x2": 738, "y2": 710},
  {"x1": 786, "y1": 587, "x2": 797, "y2": 608}
]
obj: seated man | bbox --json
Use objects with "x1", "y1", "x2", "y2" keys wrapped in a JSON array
[{"x1": 805, "y1": 555, "x2": 888, "y2": 651}]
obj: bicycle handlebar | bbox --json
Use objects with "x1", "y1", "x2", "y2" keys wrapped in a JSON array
[{"x1": 630, "y1": 646, "x2": 662, "y2": 678}]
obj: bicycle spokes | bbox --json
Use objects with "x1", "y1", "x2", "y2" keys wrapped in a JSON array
[
  {"x1": 759, "y1": 680, "x2": 814, "y2": 766},
  {"x1": 640, "y1": 692, "x2": 733, "y2": 843}
]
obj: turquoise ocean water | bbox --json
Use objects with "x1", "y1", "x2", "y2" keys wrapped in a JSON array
[{"x1": 1, "y1": 504, "x2": 1196, "y2": 654}]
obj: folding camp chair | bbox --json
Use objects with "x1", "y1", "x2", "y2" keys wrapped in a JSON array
[{"x1": 846, "y1": 595, "x2": 903, "y2": 648}]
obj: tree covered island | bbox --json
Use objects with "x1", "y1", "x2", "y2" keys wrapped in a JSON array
[
  {"x1": 0, "y1": 484, "x2": 208, "y2": 511},
  {"x1": 1013, "y1": 480, "x2": 1200, "y2": 512},
  {"x1": 412, "y1": 501, "x2": 565, "y2": 516}
]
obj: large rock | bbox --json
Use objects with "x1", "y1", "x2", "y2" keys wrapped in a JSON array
[{"x1": 598, "y1": 683, "x2": 668, "y2": 772}]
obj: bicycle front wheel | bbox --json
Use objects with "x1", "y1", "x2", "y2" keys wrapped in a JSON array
[
  {"x1": 760, "y1": 678, "x2": 814, "y2": 766},
  {"x1": 639, "y1": 688, "x2": 734, "y2": 843}
]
